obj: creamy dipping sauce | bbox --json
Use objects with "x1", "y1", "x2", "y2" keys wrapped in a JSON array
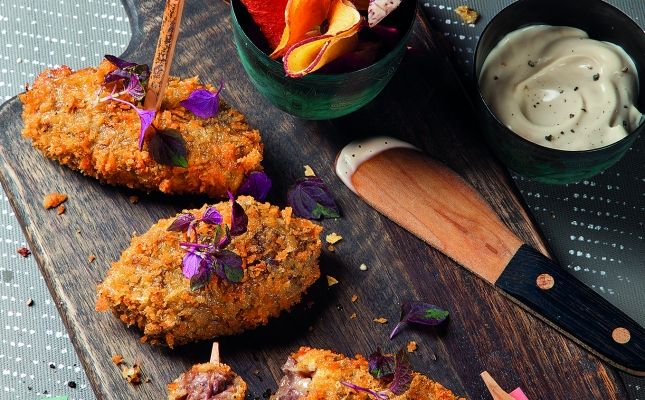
[{"x1": 479, "y1": 25, "x2": 642, "y2": 151}]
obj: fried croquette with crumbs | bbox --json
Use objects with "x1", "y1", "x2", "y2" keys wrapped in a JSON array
[
  {"x1": 96, "y1": 196, "x2": 322, "y2": 347},
  {"x1": 19, "y1": 61, "x2": 263, "y2": 197},
  {"x1": 168, "y1": 362, "x2": 247, "y2": 400},
  {"x1": 272, "y1": 347, "x2": 464, "y2": 400}
]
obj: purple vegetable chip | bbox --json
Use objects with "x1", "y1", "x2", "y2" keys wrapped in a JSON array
[
  {"x1": 213, "y1": 250, "x2": 244, "y2": 283},
  {"x1": 180, "y1": 82, "x2": 224, "y2": 119},
  {"x1": 368, "y1": 348, "x2": 394, "y2": 380},
  {"x1": 340, "y1": 382, "x2": 389, "y2": 400},
  {"x1": 389, "y1": 349, "x2": 413, "y2": 395},
  {"x1": 228, "y1": 192, "x2": 248, "y2": 236},
  {"x1": 287, "y1": 177, "x2": 340, "y2": 220},
  {"x1": 238, "y1": 171, "x2": 272, "y2": 201},
  {"x1": 201, "y1": 207, "x2": 223, "y2": 225},
  {"x1": 148, "y1": 128, "x2": 188, "y2": 167},
  {"x1": 104, "y1": 54, "x2": 138, "y2": 69},
  {"x1": 167, "y1": 213, "x2": 196, "y2": 232},
  {"x1": 182, "y1": 251, "x2": 202, "y2": 279},
  {"x1": 389, "y1": 301, "x2": 449, "y2": 340}
]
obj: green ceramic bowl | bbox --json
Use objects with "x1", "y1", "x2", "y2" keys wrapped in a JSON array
[
  {"x1": 474, "y1": 0, "x2": 644, "y2": 184},
  {"x1": 230, "y1": 0, "x2": 417, "y2": 120}
]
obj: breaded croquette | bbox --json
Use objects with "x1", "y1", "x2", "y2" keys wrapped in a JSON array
[
  {"x1": 96, "y1": 196, "x2": 322, "y2": 347},
  {"x1": 19, "y1": 61, "x2": 263, "y2": 197},
  {"x1": 272, "y1": 347, "x2": 463, "y2": 400},
  {"x1": 168, "y1": 362, "x2": 247, "y2": 400}
]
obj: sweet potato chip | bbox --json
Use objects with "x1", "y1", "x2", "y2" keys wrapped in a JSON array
[
  {"x1": 283, "y1": 0, "x2": 362, "y2": 77},
  {"x1": 271, "y1": 0, "x2": 333, "y2": 58}
]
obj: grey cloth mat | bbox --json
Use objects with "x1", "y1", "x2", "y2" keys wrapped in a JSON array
[
  {"x1": 419, "y1": 0, "x2": 644, "y2": 398},
  {"x1": 0, "y1": 0, "x2": 642, "y2": 399}
]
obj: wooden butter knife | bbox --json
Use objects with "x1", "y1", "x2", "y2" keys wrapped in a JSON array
[{"x1": 335, "y1": 137, "x2": 644, "y2": 376}]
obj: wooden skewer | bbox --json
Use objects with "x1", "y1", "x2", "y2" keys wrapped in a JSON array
[
  {"x1": 210, "y1": 342, "x2": 220, "y2": 364},
  {"x1": 480, "y1": 371, "x2": 515, "y2": 400},
  {"x1": 143, "y1": 0, "x2": 185, "y2": 111}
]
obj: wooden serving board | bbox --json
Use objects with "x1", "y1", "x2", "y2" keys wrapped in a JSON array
[{"x1": 0, "y1": 0, "x2": 627, "y2": 398}]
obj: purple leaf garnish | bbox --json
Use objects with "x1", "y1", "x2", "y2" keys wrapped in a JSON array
[
  {"x1": 287, "y1": 177, "x2": 340, "y2": 220},
  {"x1": 167, "y1": 213, "x2": 196, "y2": 232},
  {"x1": 180, "y1": 82, "x2": 224, "y2": 119},
  {"x1": 104, "y1": 95, "x2": 156, "y2": 151},
  {"x1": 201, "y1": 207, "x2": 223, "y2": 225},
  {"x1": 125, "y1": 74, "x2": 145, "y2": 101},
  {"x1": 103, "y1": 68, "x2": 133, "y2": 85},
  {"x1": 105, "y1": 54, "x2": 138, "y2": 69},
  {"x1": 389, "y1": 301, "x2": 449, "y2": 340},
  {"x1": 340, "y1": 382, "x2": 389, "y2": 400},
  {"x1": 182, "y1": 251, "x2": 202, "y2": 279},
  {"x1": 238, "y1": 171, "x2": 272, "y2": 201},
  {"x1": 215, "y1": 224, "x2": 232, "y2": 249},
  {"x1": 214, "y1": 250, "x2": 244, "y2": 283},
  {"x1": 368, "y1": 347, "x2": 395, "y2": 380},
  {"x1": 228, "y1": 192, "x2": 248, "y2": 236},
  {"x1": 389, "y1": 349, "x2": 413, "y2": 395},
  {"x1": 148, "y1": 128, "x2": 188, "y2": 168},
  {"x1": 189, "y1": 263, "x2": 212, "y2": 291}
]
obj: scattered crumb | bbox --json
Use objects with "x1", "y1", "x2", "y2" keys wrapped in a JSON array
[
  {"x1": 88, "y1": 255, "x2": 96, "y2": 263},
  {"x1": 407, "y1": 341, "x2": 418, "y2": 353},
  {"x1": 56, "y1": 204, "x2": 66, "y2": 215},
  {"x1": 75, "y1": 229, "x2": 81, "y2": 235},
  {"x1": 68, "y1": 381, "x2": 77, "y2": 389},
  {"x1": 374, "y1": 317, "x2": 388, "y2": 324},
  {"x1": 327, "y1": 245, "x2": 336, "y2": 252},
  {"x1": 111, "y1": 354, "x2": 124, "y2": 365},
  {"x1": 17, "y1": 247, "x2": 31, "y2": 257},
  {"x1": 121, "y1": 364, "x2": 142, "y2": 384},
  {"x1": 359, "y1": 263, "x2": 368, "y2": 271},
  {"x1": 304, "y1": 165, "x2": 316, "y2": 177},
  {"x1": 43, "y1": 192, "x2": 68, "y2": 209},
  {"x1": 351, "y1": 294, "x2": 358, "y2": 303},
  {"x1": 26, "y1": 298, "x2": 34, "y2": 307},
  {"x1": 128, "y1": 195, "x2": 139, "y2": 204},
  {"x1": 145, "y1": 377, "x2": 151, "y2": 383},
  {"x1": 326, "y1": 275, "x2": 339, "y2": 287},
  {"x1": 455, "y1": 5, "x2": 479, "y2": 24},
  {"x1": 325, "y1": 232, "x2": 343, "y2": 245},
  {"x1": 350, "y1": 313, "x2": 357, "y2": 319}
]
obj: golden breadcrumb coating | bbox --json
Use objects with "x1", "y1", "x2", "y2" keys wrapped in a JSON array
[
  {"x1": 19, "y1": 61, "x2": 263, "y2": 197},
  {"x1": 168, "y1": 362, "x2": 247, "y2": 400},
  {"x1": 96, "y1": 197, "x2": 322, "y2": 347},
  {"x1": 272, "y1": 347, "x2": 464, "y2": 400}
]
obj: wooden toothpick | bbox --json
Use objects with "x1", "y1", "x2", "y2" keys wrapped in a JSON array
[
  {"x1": 143, "y1": 0, "x2": 185, "y2": 111},
  {"x1": 210, "y1": 342, "x2": 220, "y2": 364},
  {"x1": 480, "y1": 371, "x2": 515, "y2": 400}
]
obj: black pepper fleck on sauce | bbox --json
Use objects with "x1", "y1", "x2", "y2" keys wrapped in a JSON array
[
  {"x1": 581, "y1": 108, "x2": 587, "y2": 112},
  {"x1": 593, "y1": 73, "x2": 600, "y2": 81},
  {"x1": 570, "y1": 129, "x2": 575, "y2": 133},
  {"x1": 569, "y1": 114, "x2": 575, "y2": 118},
  {"x1": 574, "y1": 86, "x2": 579, "y2": 91},
  {"x1": 494, "y1": 76, "x2": 499, "y2": 80},
  {"x1": 528, "y1": 60, "x2": 536, "y2": 67},
  {"x1": 622, "y1": 66, "x2": 628, "y2": 73},
  {"x1": 545, "y1": 135, "x2": 554, "y2": 142}
]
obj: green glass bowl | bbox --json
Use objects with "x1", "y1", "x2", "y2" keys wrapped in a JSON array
[
  {"x1": 474, "y1": 0, "x2": 644, "y2": 184},
  {"x1": 230, "y1": 0, "x2": 417, "y2": 120}
]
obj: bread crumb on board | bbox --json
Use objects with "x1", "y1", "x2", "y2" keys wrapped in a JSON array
[
  {"x1": 359, "y1": 263, "x2": 368, "y2": 271},
  {"x1": 325, "y1": 232, "x2": 343, "y2": 245},
  {"x1": 351, "y1": 294, "x2": 358, "y2": 303},
  {"x1": 304, "y1": 165, "x2": 316, "y2": 177},
  {"x1": 407, "y1": 341, "x2": 418, "y2": 353},
  {"x1": 111, "y1": 354, "x2": 124, "y2": 365},
  {"x1": 374, "y1": 317, "x2": 388, "y2": 324},
  {"x1": 88, "y1": 255, "x2": 96, "y2": 263},
  {"x1": 455, "y1": 5, "x2": 479, "y2": 24},
  {"x1": 17, "y1": 247, "x2": 31, "y2": 257},
  {"x1": 121, "y1": 364, "x2": 142, "y2": 384},
  {"x1": 56, "y1": 204, "x2": 66, "y2": 215},
  {"x1": 128, "y1": 195, "x2": 139, "y2": 204},
  {"x1": 43, "y1": 192, "x2": 68, "y2": 209},
  {"x1": 326, "y1": 275, "x2": 339, "y2": 287}
]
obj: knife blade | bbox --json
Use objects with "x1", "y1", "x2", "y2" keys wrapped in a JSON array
[{"x1": 335, "y1": 137, "x2": 644, "y2": 376}]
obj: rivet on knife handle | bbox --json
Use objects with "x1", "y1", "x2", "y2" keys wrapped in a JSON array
[{"x1": 335, "y1": 138, "x2": 645, "y2": 376}]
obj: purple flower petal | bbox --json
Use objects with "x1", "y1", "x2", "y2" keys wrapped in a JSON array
[
  {"x1": 213, "y1": 250, "x2": 243, "y2": 283},
  {"x1": 389, "y1": 301, "x2": 449, "y2": 339},
  {"x1": 340, "y1": 382, "x2": 389, "y2": 400},
  {"x1": 136, "y1": 108, "x2": 156, "y2": 150},
  {"x1": 368, "y1": 348, "x2": 394, "y2": 380},
  {"x1": 228, "y1": 192, "x2": 248, "y2": 236},
  {"x1": 287, "y1": 177, "x2": 340, "y2": 220},
  {"x1": 104, "y1": 54, "x2": 137, "y2": 69},
  {"x1": 215, "y1": 224, "x2": 231, "y2": 249},
  {"x1": 167, "y1": 213, "x2": 196, "y2": 232},
  {"x1": 103, "y1": 68, "x2": 133, "y2": 85},
  {"x1": 201, "y1": 207, "x2": 223, "y2": 225},
  {"x1": 126, "y1": 74, "x2": 145, "y2": 101},
  {"x1": 238, "y1": 171, "x2": 272, "y2": 201},
  {"x1": 389, "y1": 349, "x2": 413, "y2": 395},
  {"x1": 180, "y1": 82, "x2": 224, "y2": 119},
  {"x1": 189, "y1": 259, "x2": 213, "y2": 291},
  {"x1": 182, "y1": 251, "x2": 202, "y2": 279}
]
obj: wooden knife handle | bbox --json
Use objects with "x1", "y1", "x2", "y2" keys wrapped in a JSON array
[{"x1": 497, "y1": 245, "x2": 645, "y2": 376}]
